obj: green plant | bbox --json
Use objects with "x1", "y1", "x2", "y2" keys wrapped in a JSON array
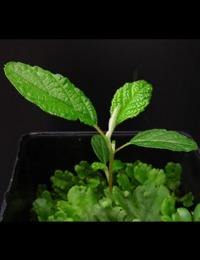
[
  {"x1": 4, "y1": 61, "x2": 198, "y2": 193},
  {"x1": 4, "y1": 62, "x2": 200, "y2": 222},
  {"x1": 31, "y1": 160, "x2": 200, "y2": 221}
]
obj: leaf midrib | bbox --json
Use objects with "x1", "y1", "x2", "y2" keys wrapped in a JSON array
[
  {"x1": 133, "y1": 132, "x2": 189, "y2": 145},
  {"x1": 120, "y1": 83, "x2": 141, "y2": 114},
  {"x1": 48, "y1": 69, "x2": 95, "y2": 122}
]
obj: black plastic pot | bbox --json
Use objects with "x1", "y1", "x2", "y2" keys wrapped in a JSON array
[{"x1": 1, "y1": 131, "x2": 200, "y2": 222}]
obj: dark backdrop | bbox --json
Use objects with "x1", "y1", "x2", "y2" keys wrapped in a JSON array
[{"x1": 0, "y1": 39, "x2": 200, "y2": 205}]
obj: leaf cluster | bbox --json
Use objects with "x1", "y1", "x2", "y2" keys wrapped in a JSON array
[{"x1": 33, "y1": 160, "x2": 200, "y2": 222}]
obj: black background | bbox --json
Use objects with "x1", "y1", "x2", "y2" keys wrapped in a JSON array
[{"x1": 0, "y1": 39, "x2": 200, "y2": 206}]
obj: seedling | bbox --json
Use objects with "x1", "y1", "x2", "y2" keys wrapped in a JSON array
[{"x1": 4, "y1": 61, "x2": 198, "y2": 193}]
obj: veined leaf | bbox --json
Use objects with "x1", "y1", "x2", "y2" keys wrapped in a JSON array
[
  {"x1": 129, "y1": 129, "x2": 198, "y2": 152},
  {"x1": 91, "y1": 135, "x2": 109, "y2": 164},
  {"x1": 110, "y1": 80, "x2": 152, "y2": 125},
  {"x1": 4, "y1": 62, "x2": 97, "y2": 126}
]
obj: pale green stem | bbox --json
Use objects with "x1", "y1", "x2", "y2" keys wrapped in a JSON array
[
  {"x1": 94, "y1": 125, "x2": 105, "y2": 138},
  {"x1": 108, "y1": 148, "x2": 115, "y2": 192},
  {"x1": 115, "y1": 142, "x2": 130, "y2": 153},
  {"x1": 106, "y1": 137, "x2": 115, "y2": 192}
]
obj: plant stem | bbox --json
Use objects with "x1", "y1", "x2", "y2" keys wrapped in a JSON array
[
  {"x1": 108, "y1": 148, "x2": 115, "y2": 192},
  {"x1": 115, "y1": 142, "x2": 130, "y2": 153},
  {"x1": 94, "y1": 125, "x2": 105, "y2": 138}
]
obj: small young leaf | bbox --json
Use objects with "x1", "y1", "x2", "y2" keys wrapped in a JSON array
[
  {"x1": 117, "y1": 173, "x2": 133, "y2": 191},
  {"x1": 172, "y1": 208, "x2": 192, "y2": 222},
  {"x1": 133, "y1": 162, "x2": 152, "y2": 184},
  {"x1": 178, "y1": 192, "x2": 194, "y2": 207},
  {"x1": 165, "y1": 162, "x2": 182, "y2": 191},
  {"x1": 4, "y1": 62, "x2": 97, "y2": 126},
  {"x1": 113, "y1": 160, "x2": 124, "y2": 171},
  {"x1": 91, "y1": 162, "x2": 109, "y2": 181},
  {"x1": 161, "y1": 195, "x2": 176, "y2": 216},
  {"x1": 193, "y1": 203, "x2": 200, "y2": 221},
  {"x1": 129, "y1": 129, "x2": 198, "y2": 152},
  {"x1": 161, "y1": 215, "x2": 173, "y2": 222},
  {"x1": 110, "y1": 80, "x2": 152, "y2": 125},
  {"x1": 91, "y1": 162, "x2": 108, "y2": 172},
  {"x1": 91, "y1": 135, "x2": 109, "y2": 164}
]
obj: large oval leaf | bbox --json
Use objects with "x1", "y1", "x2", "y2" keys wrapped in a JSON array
[
  {"x1": 4, "y1": 62, "x2": 97, "y2": 126},
  {"x1": 110, "y1": 80, "x2": 152, "y2": 125},
  {"x1": 129, "y1": 129, "x2": 198, "y2": 152}
]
